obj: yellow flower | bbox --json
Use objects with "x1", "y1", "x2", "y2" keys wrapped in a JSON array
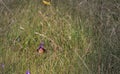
[{"x1": 42, "y1": 0, "x2": 51, "y2": 5}]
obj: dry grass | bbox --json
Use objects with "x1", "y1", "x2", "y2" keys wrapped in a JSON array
[{"x1": 0, "y1": 0, "x2": 120, "y2": 74}]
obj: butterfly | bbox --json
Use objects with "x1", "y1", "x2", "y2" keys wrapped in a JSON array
[{"x1": 37, "y1": 42, "x2": 46, "y2": 54}]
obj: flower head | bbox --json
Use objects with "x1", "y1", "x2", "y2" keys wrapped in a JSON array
[
  {"x1": 1, "y1": 63, "x2": 5, "y2": 69},
  {"x1": 26, "y1": 70, "x2": 30, "y2": 74},
  {"x1": 37, "y1": 42, "x2": 46, "y2": 53},
  {"x1": 39, "y1": 42, "x2": 44, "y2": 49},
  {"x1": 1, "y1": 64, "x2": 5, "y2": 68}
]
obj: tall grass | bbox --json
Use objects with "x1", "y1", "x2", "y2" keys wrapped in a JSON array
[{"x1": 0, "y1": 0, "x2": 120, "y2": 74}]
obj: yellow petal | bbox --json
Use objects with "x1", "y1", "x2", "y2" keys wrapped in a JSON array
[{"x1": 43, "y1": 0, "x2": 51, "y2": 5}]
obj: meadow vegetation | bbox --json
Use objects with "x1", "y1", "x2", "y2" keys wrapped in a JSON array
[{"x1": 0, "y1": 0, "x2": 120, "y2": 74}]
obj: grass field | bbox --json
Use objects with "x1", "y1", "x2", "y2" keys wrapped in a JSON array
[{"x1": 0, "y1": 0, "x2": 120, "y2": 74}]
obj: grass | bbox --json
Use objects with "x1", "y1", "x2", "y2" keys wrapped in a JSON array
[{"x1": 0, "y1": 0, "x2": 120, "y2": 74}]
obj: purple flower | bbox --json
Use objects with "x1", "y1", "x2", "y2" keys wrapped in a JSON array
[
  {"x1": 37, "y1": 42, "x2": 46, "y2": 53},
  {"x1": 39, "y1": 42, "x2": 44, "y2": 49},
  {"x1": 1, "y1": 64, "x2": 5, "y2": 69},
  {"x1": 26, "y1": 70, "x2": 30, "y2": 74}
]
